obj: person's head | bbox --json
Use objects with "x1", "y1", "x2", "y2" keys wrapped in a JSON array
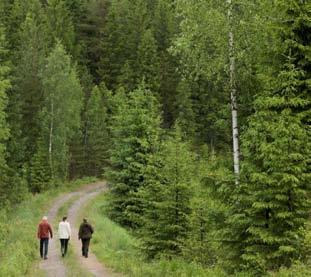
[
  {"x1": 62, "y1": 216, "x2": 67, "y2": 222},
  {"x1": 83, "y1": 218, "x2": 87, "y2": 223},
  {"x1": 42, "y1": 216, "x2": 48, "y2": 221}
]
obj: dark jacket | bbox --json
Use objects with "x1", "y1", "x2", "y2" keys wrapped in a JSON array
[
  {"x1": 78, "y1": 222, "x2": 94, "y2": 239},
  {"x1": 37, "y1": 221, "x2": 53, "y2": 239}
]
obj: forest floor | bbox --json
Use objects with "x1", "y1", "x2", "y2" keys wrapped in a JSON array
[{"x1": 37, "y1": 182, "x2": 116, "y2": 277}]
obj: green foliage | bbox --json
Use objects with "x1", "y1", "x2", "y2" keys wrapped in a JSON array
[
  {"x1": 138, "y1": 127, "x2": 195, "y2": 258},
  {"x1": 226, "y1": 0, "x2": 311, "y2": 273},
  {"x1": 0, "y1": 25, "x2": 29, "y2": 208},
  {"x1": 46, "y1": 0, "x2": 78, "y2": 57},
  {"x1": 106, "y1": 84, "x2": 162, "y2": 227},
  {"x1": 86, "y1": 192, "x2": 228, "y2": 277},
  {"x1": 32, "y1": 42, "x2": 83, "y2": 185},
  {"x1": 83, "y1": 84, "x2": 110, "y2": 176},
  {"x1": 29, "y1": 138, "x2": 51, "y2": 193},
  {"x1": 0, "y1": 25, "x2": 9, "y2": 165},
  {"x1": 7, "y1": 4, "x2": 49, "y2": 171},
  {"x1": 136, "y1": 29, "x2": 160, "y2": 93},
  {"x1": 183, "y1": 150, "x2": 232, "y2": 267}
]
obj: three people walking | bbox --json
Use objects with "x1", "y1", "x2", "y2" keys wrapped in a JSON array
[
  {"x1": 58, "y1": 216, "x2": 71, "y2": 257},
  {"x1": 37, "y1": 216, "x2": 53, "y2": 259},
  {"x1": 78, "y1": 218, "x2": 94, "y2": 258},
  {"x1": 38, "y1": 216, "x2": 94, "y2": 259}
]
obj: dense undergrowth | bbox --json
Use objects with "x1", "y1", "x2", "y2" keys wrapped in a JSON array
[
  {"x1": 0, "y1": 177, "x2": 96, "y2": 277},
  {"x1": 85, "y1": 193, "x2": 227, "y2": 277},
  {"x1": 86, "y1": 193, "x2": 311, "y2": 277}
]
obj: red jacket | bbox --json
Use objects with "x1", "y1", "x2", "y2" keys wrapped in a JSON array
[{"x1": 37, "y1": 221, "x2": 53, "y2": 239}]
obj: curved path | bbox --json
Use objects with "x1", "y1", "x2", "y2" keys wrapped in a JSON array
[
  {"x1": 68, "y1": 187, "x2": 112, "y2": 277},
  {"x1": 38, "y1": 182, "x2": 113, "y2": 277}
]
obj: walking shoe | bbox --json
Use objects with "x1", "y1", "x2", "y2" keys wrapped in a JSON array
[{"x1": 44, "y1": 256, "x2": 48, "y2": 260}]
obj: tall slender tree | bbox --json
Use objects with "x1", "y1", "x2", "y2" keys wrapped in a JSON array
[
  {"x1": 31, "y1": 42, "x2": 83, "y2": 186},
  {"x1": 227, "y1": 0, "x2": 240, "y2": 178},
  {"x1": 107, "y1": 84, "x2": 162, "y2": 227},
  {"x1": 138, "y1": 127, "x2": 195, "y2": 258},
  {"x1": 227, "y1": 0, "x2": 311, "y2": 272},
  {"x1": 83, "y1": 84, "x2": 110, "y2": 176}
]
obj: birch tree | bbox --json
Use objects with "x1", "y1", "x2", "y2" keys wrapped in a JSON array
[
  {"x1": 32, "y1": 42, "x2": 83, "y2": 185},
  {"x1": 227, "y1": 0, "x2": 239, "y2": 177},
  {"x1": 226, "y1": 0, "x2": 311, "y2": 272}
]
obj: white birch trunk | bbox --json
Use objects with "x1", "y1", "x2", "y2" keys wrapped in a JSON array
[
  {"x1": 227, "y1": 0, "x2": 240, "y2": 179},
  {"x1": 49, "y1": 100, "x2": 54, "y2": 178}
]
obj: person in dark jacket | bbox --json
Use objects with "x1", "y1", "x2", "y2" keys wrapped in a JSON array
[
  {"x1": 78, "y1": 218, "x2": 94, "y2": 258},
  {"x1": 37, "y1": 216, "x2": 53, "y2": 259}
]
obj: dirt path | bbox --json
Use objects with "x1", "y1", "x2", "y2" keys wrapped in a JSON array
[
  {"x1": 67, "y1": 186, "x2": 113, "y2": 277},
  {"x1": 38, "y1": 182, "x2": 111, "y2": 277},
  {"x1": 39, "y1": 191, "x2": 80, "y2": 276}
]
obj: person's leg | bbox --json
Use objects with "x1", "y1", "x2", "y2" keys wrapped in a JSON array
[
  {"x1": 44, "y1": 238, "x2": 49, "y2": 259},
  {"x1": 40, "y1": 239, "x2": 44, "y2": 258},
  {"x1": 60, "y1": 239, "x2": 64, "y2": 256},
  {"x1": 64, "y1": 239, "x2": 69, "y2": 256},
  {"x1": 81, "y1": 239, "x2": 86, "y2": 256},
  {"x1": 84, "y1": 239, "x2": 90, "y2": 258}
]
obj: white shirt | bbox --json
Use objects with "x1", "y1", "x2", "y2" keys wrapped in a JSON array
[{"x1": 58, "y1": 221, "x2": 71, "y2": 239}]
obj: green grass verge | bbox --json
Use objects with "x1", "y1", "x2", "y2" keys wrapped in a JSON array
[
  {"x1": 0, "y1": 176, "x2": 97, "y2": 277},
  {"x1": 85, "y1": 193, "x2": 228, "y2": 277}
]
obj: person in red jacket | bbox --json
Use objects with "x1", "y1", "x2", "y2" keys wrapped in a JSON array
[{"x1": 37, "y1": 216, "x2": 53, "y2": 259}]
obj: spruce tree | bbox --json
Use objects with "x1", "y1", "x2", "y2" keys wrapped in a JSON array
[
  {"x1": 0, "y1": 26, "x2": 27, "y2": 206},
  {"x1": 138, "y1": 127, "x2": 195, "y2": 258},
  {"x1": 136, "y1": 29, "x2": 160, "y2": 93},
  {"x1": 107, "y1": 84, "x2": 162, "y2": 227},
  {"x1": 84, "y1": 84, "x2": 110, "y2": 176},
  {"x1": 7, "y1": 6, "x2": 49, "y2": 172},
  {"x1": 46, "y1": 0, "x2": 78, "y2": 57},
  {"x1": 227, "y1": 0, "x2": 311, "y2": 272},
  {"x1": 31, "y1": 42, "x2": 83, "y2": 186}
]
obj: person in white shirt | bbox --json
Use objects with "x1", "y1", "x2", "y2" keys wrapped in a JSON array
[{"x1": 58, "y1": 216, "x2": 71, "y2": 257}]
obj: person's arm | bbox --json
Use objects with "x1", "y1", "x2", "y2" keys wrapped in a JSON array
[
  {"x1": 67, "y1": 223, "x2": 71, "y2": 238},
  {"x1": 49, "y1": 223, "x2": 53, "y2": 238},
  {"x1": 78, "y1": 224, "x2": 82, "y2": 239},
  {"x1": 37, "y1": 224, "x2": 41, "y2": 239},
  {"x1": 58, "y1": 222, "x2": 61, "y2": 238},
  {"x1": 89, "y1": 224, "x2": 94, "y2": 234}
]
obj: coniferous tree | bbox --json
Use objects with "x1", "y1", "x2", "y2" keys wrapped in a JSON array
[
  {"x1": 227, "y1": 0, "x2": 311, "y2": 272},
  {"x1": 7, "y1": 6, "x2": 49, "y2": 173},
  {"x1": 46, "y1": 0, "x2": 78, "y2": 57},
  {"x1": 138, "y1": 127, "x2": 195, "y2": 258},
  {"x1": 107, "y1": 84, "x2": 162, "y2": 227},
  {"x1": 136, "y1": 29, "x2": 160, "y2": 93},
  {"x1": 0, "y1": 26, "x2": 27, "y2": 206},
  {"x1": 84, "y1": 84, "x2": 110, "y2": 176}
]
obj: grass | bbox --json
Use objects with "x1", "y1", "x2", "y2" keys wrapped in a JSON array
[
  {"x1": 84, "y1": 193, "x2": 228, "y2": 277},
  {"x1": 0, "y1": 176, "x2": 97, "y2": 277}
]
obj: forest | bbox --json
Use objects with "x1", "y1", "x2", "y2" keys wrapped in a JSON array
[{"x1": 0, "y1": 0, "x2": 310, "y2": 276}]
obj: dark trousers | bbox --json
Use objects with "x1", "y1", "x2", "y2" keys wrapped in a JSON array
[
  {"x1": 60, "y1": 239, "x2": 69, "y2": 256},
  {"x1": 40, "y1": 238, "x2": 49, "y2": 258},
  {"x1": 81, "y1": 238, "x2": 90, "y2": 257}
]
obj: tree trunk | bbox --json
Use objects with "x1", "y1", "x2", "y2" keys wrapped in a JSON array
[
  {"x1": 49, "y1": 100, "x2": 54, "y2": 178},
  {"x1": 227, "y1": 0, "x2": 240, "y2": 180}
]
